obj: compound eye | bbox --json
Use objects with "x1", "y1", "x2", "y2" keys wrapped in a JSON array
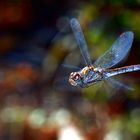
[{"x1": 73, "y1": 73, "x2": 80, "y2": 80}]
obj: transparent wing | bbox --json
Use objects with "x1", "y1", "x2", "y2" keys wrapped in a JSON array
[
  {"x1": 106, "y1": 77, "x2": 134, "y2": 91},
  {"x1": 94, "y1": 31, "x2": 134, "y2": 68},
  {"x1": 62, "y1": 64, "x2": 80, "y2": 70},
  {"x1": 70, "y1": 18, "x2": 92, "y2": 66}
]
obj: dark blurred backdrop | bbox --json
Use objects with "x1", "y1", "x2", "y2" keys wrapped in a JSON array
[{"x1": 0, "y1": 0, "x2": 140, "y2": 140}]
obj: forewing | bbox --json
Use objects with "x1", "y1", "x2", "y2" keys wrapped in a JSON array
[
  {"x1": 94, "y1": 31, "x2": 134, "y2": 68},
  {"x1": 70, "y1": 18, "x2": 92, "y2": 66}
]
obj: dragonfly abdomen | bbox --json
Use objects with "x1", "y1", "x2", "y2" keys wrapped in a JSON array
[{"x1": 105, "y1": 64, "x2": 140, "y2": 78}]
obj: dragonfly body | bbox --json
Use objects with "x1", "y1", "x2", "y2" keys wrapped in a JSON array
[
  {"x1": 68, "y1": 18, "x2": 140, "y2": 88},
  {"x1": 69, "y1": 64, "x2": 140, "y2": 88},
  {"x1": 69, "y1": 65, "x2": 103, "y2": 87}
]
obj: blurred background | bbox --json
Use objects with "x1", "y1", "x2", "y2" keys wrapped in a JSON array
[{"x1": 0, "y1": 0, "x2": 140, "y2": 140}]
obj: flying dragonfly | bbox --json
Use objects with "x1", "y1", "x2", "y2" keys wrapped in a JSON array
[{"x1": 68, "y1": 18, "x2": 140, "y2": 88}]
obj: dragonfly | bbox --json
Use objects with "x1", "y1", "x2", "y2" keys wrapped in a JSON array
[{"x1": 68, "y1": 18, "x2": 140, "y2": 88}]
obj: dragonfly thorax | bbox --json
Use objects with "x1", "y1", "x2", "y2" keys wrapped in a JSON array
[{"x1": 69, "y1": 66, "x2": 103, "y2": 87}]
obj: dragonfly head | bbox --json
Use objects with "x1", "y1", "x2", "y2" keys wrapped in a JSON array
[
  {"x1": 69, "y1": 71, "x2": 82, "y2": 87},
  {"x1": 69, "y1": 66, "x2": 97, "y2": 87}
]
